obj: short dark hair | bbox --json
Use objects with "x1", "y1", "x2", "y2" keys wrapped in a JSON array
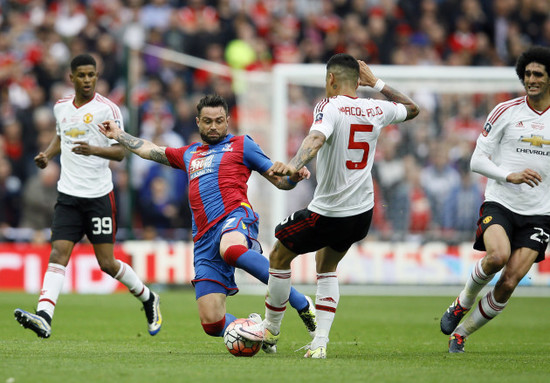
[
  {"x1": 197, "y1": 94, "x2": 229, "y2": 116},
  {"x1": 515, "y1": 46, "x2": 550, "y2": 82},
  {"x1": 70, "y1": 54, "x2": 96, "y2": 72},
  {"x1": 326, "y1": 53, "x2": 360, "y2": 84}
]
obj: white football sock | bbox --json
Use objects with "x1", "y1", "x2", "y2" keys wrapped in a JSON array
[
  {"x1": 455, "y1": 289, "x2": 507, "y2": 337},
  {"x1": 37, "y1": 263, "x2": 66, "y2": 319},
  {"x1": 114, "y1": 260, "x2": 150, "y2": 302},
  {"x1": 264, "y1": 268, "x2": 292, "y2": 334},
  {"x1": 458, "y1": 259, "x2": 495, "y2": 308},
  {"x1": 311, "y1": 272, "x2": 339, "y2": 349}
]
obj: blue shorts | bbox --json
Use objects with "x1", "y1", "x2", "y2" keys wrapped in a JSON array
[{"x1": 192, "y1": 204, "x2": 262, "y2": 299}]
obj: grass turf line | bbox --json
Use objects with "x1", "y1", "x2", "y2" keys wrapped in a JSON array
[{"x1": 1, "y1": 291, "x2": 549, "y2": 383}]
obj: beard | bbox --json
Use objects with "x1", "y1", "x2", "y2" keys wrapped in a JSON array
[{"x1": 200, "y1": 132, "x2": 226, "y2": 145}]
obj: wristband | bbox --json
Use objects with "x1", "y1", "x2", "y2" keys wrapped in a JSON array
[
  {"x1": 373, "y1": 79, "x2": 385, "y2": 92},
  {"x1": 286, "y1": 176, "x2": 297, "y2": 186}
]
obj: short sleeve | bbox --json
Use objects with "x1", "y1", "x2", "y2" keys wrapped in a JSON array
[
  {"x1": 372, "y1": 99, "x2": 407, "y2": 125},
  {"x1": 309, "y1": 100, "x2": 337, "y2": 139},
  {"x1": 475, "y1": 104, "x2": 507, "y2": 155},
  {"x1": 108, "y1": 104, "x2": 124, "y2": 145},
  {"x1": 165, "y1": 145, "x2": 190, "y2": 171}
]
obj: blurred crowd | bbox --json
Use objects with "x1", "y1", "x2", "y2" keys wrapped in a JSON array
[{"x1": 0, "y1": 0, "x2": 549, "y2": 244}]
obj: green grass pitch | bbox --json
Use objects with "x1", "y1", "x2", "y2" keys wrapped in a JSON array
[{"x1": 1, "y1": 290, "x2": 549, "y2": 383}]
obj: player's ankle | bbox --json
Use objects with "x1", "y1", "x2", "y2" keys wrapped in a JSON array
[{"x1": 37, "y1": 310, "x2": 52, "y2": 325}]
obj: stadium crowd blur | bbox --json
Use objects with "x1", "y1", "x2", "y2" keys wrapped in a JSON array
[{"x1": 0, "y1": 0, "x2": 549, "y2": 244}]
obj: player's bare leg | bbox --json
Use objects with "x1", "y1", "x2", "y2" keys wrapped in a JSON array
[
  {"x1": 14, "y1": 240, "x2": 73, "y2": 338},
  {"x1": 96, "y1": 244, "x2": 162, "y2": 335},
  {"x1": 450, "y1": 247, "x2": 537, "y2": 353},
  {"x1": 236, "y1": 241, "x2": 297, "y2": 352},
  {"x1": 441, "y1": 225, "x2": 506, "y2": 335},
  {"x1": 197, "y1": 292, "x2": 238, "y2": 337}
]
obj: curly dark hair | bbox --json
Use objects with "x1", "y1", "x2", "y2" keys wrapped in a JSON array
[
  {"x1": 515, "y1": 46, "x2": 550, "y2": 82},
  {"x1": 70, "y1": 54, "x2": 96, "y2": 73}
]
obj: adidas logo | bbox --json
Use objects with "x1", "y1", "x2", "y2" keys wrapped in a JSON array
[{"x1": 515, "y1": 121, "x2": 524, "y2": 128}]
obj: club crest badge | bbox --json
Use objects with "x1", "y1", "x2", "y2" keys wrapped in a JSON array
[{"x1": 83, "y1": 113, "x2": 93, "y2": 123}]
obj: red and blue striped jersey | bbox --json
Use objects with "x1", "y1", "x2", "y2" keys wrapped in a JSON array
[{"x1": 165, "y1": 134, "x2": 272, "y2": 241}]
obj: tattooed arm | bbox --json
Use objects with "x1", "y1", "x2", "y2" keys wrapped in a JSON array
[
  {"x1": 358, "y1": 60, "x2": 419, "y2": 121},
  {"x1": 99, "y1": 120, "x2": 170, "y2": 166},
  {"x1": 289, "y1": 131, "x2": 326, "y2": 171},
  {"x1": 379, "y1": 84, "x2": 420, "y2": 121},
  {"x1": 268, "y1": 130, "x2": 326, "y2": 177}
]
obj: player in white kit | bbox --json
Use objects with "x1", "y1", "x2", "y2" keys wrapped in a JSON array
[
  {"x1": 14, "y1": 54, "x2": 162, "y2": 338},
  {"x1": 237, "y1": 53, "x2": 419, "y2": 358},
  {"x1": 440, "y1": 46, "x2": 550, "y2": 353}
]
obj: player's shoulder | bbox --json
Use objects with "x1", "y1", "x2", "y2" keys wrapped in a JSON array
[
  {"x1": 321, "y1": 95, "x2": 378, "y2": 107},
  {"x1": 487, "y1": 96, "x2": 526, "y2": 124},
  {"x1": 227, "y1": 134, "x2": 253, "y2": 145},
  {"x1": 54, "y1": 94, "x2": 74, "y2": 108},
  {"x1": 228, "y1": 134, "x2": 258, "y2": 151},
  {"x1": 175, "y1": 142, "x2": 200, "y2": 156},
  {"x1": 88, "y1": 93, "x2": 123, "y2": 120},
  {"x1": 314, "y1": 97, "x2": 333, "y2": 110},
  {"x1": 93, "y1": 93, "x2": 121, "y2": 109},
  {"x1": 491, "y1": 96, "x2": 526, "y2": 113},
  {"x1": 167, "y1": 142, "x2": 200, "y2": 161}
]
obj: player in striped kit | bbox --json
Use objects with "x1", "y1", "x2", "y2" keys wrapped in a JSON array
[
  {"x1": 14, "y1": 54, "x2": 162, "y2": 338},
  {"x1": 236, "y1": 53, "x2": 419, "y2": 358},
  {"x1": 99, "y1": 94, "x2": 316, "y2": 353},
  {"x1": 440, "y1": 46, "x2": 550, "y2": 353}
]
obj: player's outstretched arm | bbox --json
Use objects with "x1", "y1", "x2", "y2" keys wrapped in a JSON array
[
  {"x1": 263, "y1": 165, "x2": 310, "y2": 190},
  {"x1": 99, "y1": 120, "x2": 170, "y2": 166},
  {"x1": 358, "y1": 60, "x2": 420, "y2": 121},
  {"x1": 288, "y1": 130, "x2": 326, "y2": 172},
  {"x1": 266, "y1": 131, "x2": 324, "y2": 179}
]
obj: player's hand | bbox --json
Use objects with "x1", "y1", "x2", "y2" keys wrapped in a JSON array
[
  {"x1": 72, "y1": 141, "x2": 93, "y2": 156},
  {"x1": 294, "y1": 166, "x2": 311, "y2": 182},
  {"x1": 98, "y1": 120, "x2": 120, "y2": 139},
  {"x1": 358, "y1": 60, "x2": 377, "y2": 87},
  {"x1": 268, "y1": 161, "x2": 297, "y2": 177},
  {"x1": 506, "y1": 168, "x2": 542, "y2": 187},
  {"x1": 34, "y1": 152, "x2": 48, "y2": 169}
]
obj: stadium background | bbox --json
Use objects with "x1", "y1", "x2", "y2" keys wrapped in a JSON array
[{"x1": 1, "y1": 0, "x2": 550, "y2": 293}]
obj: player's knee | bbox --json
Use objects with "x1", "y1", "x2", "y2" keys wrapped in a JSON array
[
  {"x1": 222, "y1": 244, "x2": 248, "y2": 266},
  {"x1": 269, "y1": 242, "x2": 294, "y2": 269},
  {"x1": 483, "y1": 250, "x2": 509, "y2": 272},
  {"x1": 496, "y1": 273, "x2": 521, "y2": 295},
  {"x1": 201, "y1": 317, "x2": 226, "y2": 337},
  {"x1": 49, "y1": 250, "x2": 63, "y2": 264},
  {"x1": 49, "y1": 247, "x2": 70, "y2": 265},
  {"x1": 98, "y1": 260, "x2": 118, "y2": 277}
]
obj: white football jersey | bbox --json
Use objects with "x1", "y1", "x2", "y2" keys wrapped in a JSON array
[
  {"x1": 475, "y1": 96, "x2": 550, "y2": 216},
  {"x1": 54, "y1": 93, "x2": 123, "y2": 198},
  {"x1": 307, "y1": 95, "x2": 407, "y2": 217}
]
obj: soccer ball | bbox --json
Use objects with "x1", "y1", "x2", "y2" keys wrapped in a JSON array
[{"x1": 223, "y1": 318, "x2": 262, "y2": 357}]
